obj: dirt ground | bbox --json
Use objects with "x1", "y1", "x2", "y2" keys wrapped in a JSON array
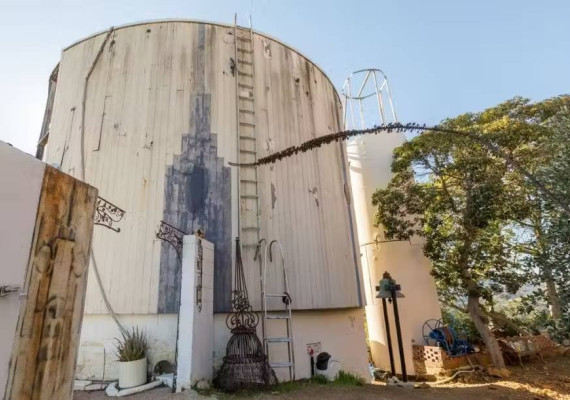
[{"x1": 74, "y1": 355, "x2": 570, "y2": 400}]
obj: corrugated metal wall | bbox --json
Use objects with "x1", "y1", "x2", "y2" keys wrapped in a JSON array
[{"x1": 43, "y1": 21, "x2": 363, "y2": 314}]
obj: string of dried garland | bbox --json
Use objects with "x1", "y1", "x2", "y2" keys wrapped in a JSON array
[
  {"x1": 229, "y1": 123, "x2": 433, "y2": 167},
  {"x1": 228, "y1": 122, "x2": 569, "y2": 215}
]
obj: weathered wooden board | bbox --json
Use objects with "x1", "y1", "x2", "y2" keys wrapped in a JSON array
[
  {"x1": 44, "y1": 20, "x2": 362, "y2": 314},
  {"x1": 4, "y1": 166, "x2": 97, "y2": 400}
]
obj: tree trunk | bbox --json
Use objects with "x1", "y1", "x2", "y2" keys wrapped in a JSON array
[
  {"x1": 467, "y1": 295, "x2": 506, "y2": 369},
  {"x1": 545, "y1": 277, "x2": 562, "y2": 321},
  {"x1": 533, "y1": 214, "x2": 563, "y2": 321}
]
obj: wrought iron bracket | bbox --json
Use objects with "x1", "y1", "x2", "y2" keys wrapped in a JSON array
[
  {"x1": 156, "y1": 220, "x2": 187, "y2": 257},
  {"x1": 94, "y1": 196, "x2": 125, "y2": 232}
]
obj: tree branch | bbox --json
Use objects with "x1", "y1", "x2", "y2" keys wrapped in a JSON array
[
  {"x1": 434, "y1": 156, "x2": 460, "y2": 214},
  {"x1": 440, "y1": 299, "x2": 468, "y2": 314},
  {"x1": 440, "y1": 300, "x2": 529, "y2": 336},
  {"x1": 228, "y1": 122, "x2": 570, "y2": 216},
  {"x1": 481, "y1": 308, "x2": 530, "y2": 336}
]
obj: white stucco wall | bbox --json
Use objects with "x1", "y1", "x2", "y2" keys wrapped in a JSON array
[
  {"x1": 0, "y1": 142, "x2": 46, "y2": 398},
  {"x1": 76, "y1": 314, "x2": 178, "y2": 381},
  {"x1": 77, "y1": 238, "x2": 367, "y2": 384},
  {"x1": 214, "y1": 308, "x2": 370, "y2": 382},
  {"x1": 78, "y1": 307, "x2": 369, "y2": 383},
  {"x1": 347, "y1": 133, "x2": 442, "y2": 375}
]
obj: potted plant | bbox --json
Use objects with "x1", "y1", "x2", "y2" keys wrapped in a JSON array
[{"x1": 115, "y1": 327, "x2": 149, "y2": 389}]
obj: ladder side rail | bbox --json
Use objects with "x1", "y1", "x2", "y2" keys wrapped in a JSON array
[
  {"x1": 254, "y1": 238, "x2": 267, "y2": 348},
  {"x1": 262, "y1": 239, "x2": 270, "y2": 355},
  {"x1": 233, "y1": 14, "x2": 242, "y2": 239},
  {"x1": 281, "y1": 244, "x2": 295, "y2": 381},
  {"x1": 277, "y1": 241, "x2": 294, "y2": 379},
  {"x1": 269, "y1": 239, "x2": 295, "y2": 380},
  {"x1": 248, "y1": 21, "x2": 262, "y2": 253}
]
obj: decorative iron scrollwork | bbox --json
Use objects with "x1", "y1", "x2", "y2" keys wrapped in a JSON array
[
  {"x1": 225, "y1": 238, "x2": 260, "y2": 332},
  {"x1": 94, "y1": 196, "x2": 125, "y2": 232},
  {"x1": 225, "y1": 290, "x2": 260, "y2": 332},
  {"x1": 196, "y1": 238, "x2": 203, "y2": 312},
  {"x1": 156, "y1": 221, "x2": 187, "y2": 257},
  {"x1": 214, "y1": 237, "x2": 277, "y2": 392}
]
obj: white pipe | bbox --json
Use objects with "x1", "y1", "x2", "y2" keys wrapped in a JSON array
[
  {"x1": 431, "y1": 365, "x2": 483, "y2": 386},
  {"x1": 105, "y1": 381, "x2": 162, "y2": 397}
]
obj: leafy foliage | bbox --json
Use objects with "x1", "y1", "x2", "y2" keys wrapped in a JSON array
[
  {"x1": 115, "y1": 327, "x2": 148, "y2": 362},
  {"x1": 372, "y1": 95, "x2": 570, "y2": 367},
  {"x1": 504, "y1": 102, "x2": 570, "y2": 338},
  {"x1": 441, "y1": 306, "x2": 482, "y2": 344}
]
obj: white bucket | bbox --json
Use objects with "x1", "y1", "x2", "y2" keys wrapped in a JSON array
[{"x1": 118, "y1": 357, "x2": 147, "y2": 389}]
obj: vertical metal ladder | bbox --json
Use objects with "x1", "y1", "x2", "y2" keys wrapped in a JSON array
[
  {"x1": 261, "y1": 240, "x2": 295, "y2": 381},
  {"x1": 234, "y1": 15, "x2": 260, "y2": 251}
]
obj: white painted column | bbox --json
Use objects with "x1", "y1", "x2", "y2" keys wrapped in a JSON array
[
  {"x1": 176, "y1": 235, "x2": 214, "y2": 391},
  {"x1": 347, "y1": 134, "x2": 441, "y2": 375}
]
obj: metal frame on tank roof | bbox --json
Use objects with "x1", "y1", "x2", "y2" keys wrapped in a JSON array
[
  {"x1": 61, "y1": 18, "x2": 341, "y2": 103},
  {"x1": 342, "y1": 68, "x2": 398, "y2": 129}
]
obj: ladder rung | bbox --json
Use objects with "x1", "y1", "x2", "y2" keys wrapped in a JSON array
[
  {"x1": 239, "y1": 109, "x2": 255, "y2": 114},
  {"x1": 237, "y1": 48, "x2": 253, "y2": 54},
  {"x1": 238, "y1": 59, "x2": 253, "y2": 65},
  {"x1": 270, "y1": 362, "x2": 293, "y2": 368},
  {"x1": 238, "y1": 71, "x2": 254, "y2": 77},
  {"x1": 240, "y1": 135, "x2": 256, "y2": 140},
  {"x1": 266, "y1": 314, "x2": 289, "y2": 319},
  {"x1": 239, "y1": 83, "x2": 254, "y2": 89},
  {"x1": 239, "y1": 96, "x2": 254, "y2": 101},
  {"x1": 240, "y1": 149, "x2": 256, "y2": 154},
  {"x1": 240, "y1": 194, "x2": 259, "y2": 199},
  {"x1": 240, "y1": 122, "x2": 255, "y2": 127},
  {"x1": 266, "y1": 337, "x2": 292, "y2": 343},
  {"x1": 237, "y1": 37, "x2": 252, "y2": 42},
  {"x1": 240, "y1": 179, "x2": 257, "y2": 183},
  {"x1": 242, "y1": 226, "x2": 260, "y2": 231},
  {"x1": 266, "y1": 293, "x2": 286, "y2": 297}
]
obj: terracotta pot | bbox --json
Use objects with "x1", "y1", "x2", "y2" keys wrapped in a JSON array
[{"x1": 118, "y1": 357, "x2": 147, "y2": 389}]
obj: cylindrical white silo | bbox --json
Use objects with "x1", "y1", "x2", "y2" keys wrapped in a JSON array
[
  {"x1": 40, "y1": 19, "x2": 368, "y2": 381},
  {"x1": 347, "y1": 129, "x2": 442, "y2": 376}
]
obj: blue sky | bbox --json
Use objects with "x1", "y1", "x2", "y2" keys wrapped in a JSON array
[{"x1": 1, "y1": 0, "x2": 569, "y2": 155}]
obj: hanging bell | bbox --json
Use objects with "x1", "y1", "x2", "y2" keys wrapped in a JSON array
[{"x1": 375, "y1": 271, "x2": 405, "y2": 298}]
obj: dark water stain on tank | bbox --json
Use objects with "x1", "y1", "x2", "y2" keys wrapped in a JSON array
[
  {"x1": 157, "y1": 24, "x2": 232, "y2": 314},
  {"x1": 189, "y1": 166, "x2": 208, "y2": 213}
]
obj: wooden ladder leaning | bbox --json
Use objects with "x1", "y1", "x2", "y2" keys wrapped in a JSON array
[{"x1": 234, "y1": 15, "x2": 260, "y2": 252}]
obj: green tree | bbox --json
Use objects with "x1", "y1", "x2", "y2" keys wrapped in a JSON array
[
  {"x1": 372, "y1": 96, "x2": 570, "y2": 369},
  {"x1": 514, "y1": 107, "x2": 570, "y2": 336}
]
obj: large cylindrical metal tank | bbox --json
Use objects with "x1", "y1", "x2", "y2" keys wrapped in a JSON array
[{"x1": 41, "y1": 20, "x2": 367, "y2": 380}]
